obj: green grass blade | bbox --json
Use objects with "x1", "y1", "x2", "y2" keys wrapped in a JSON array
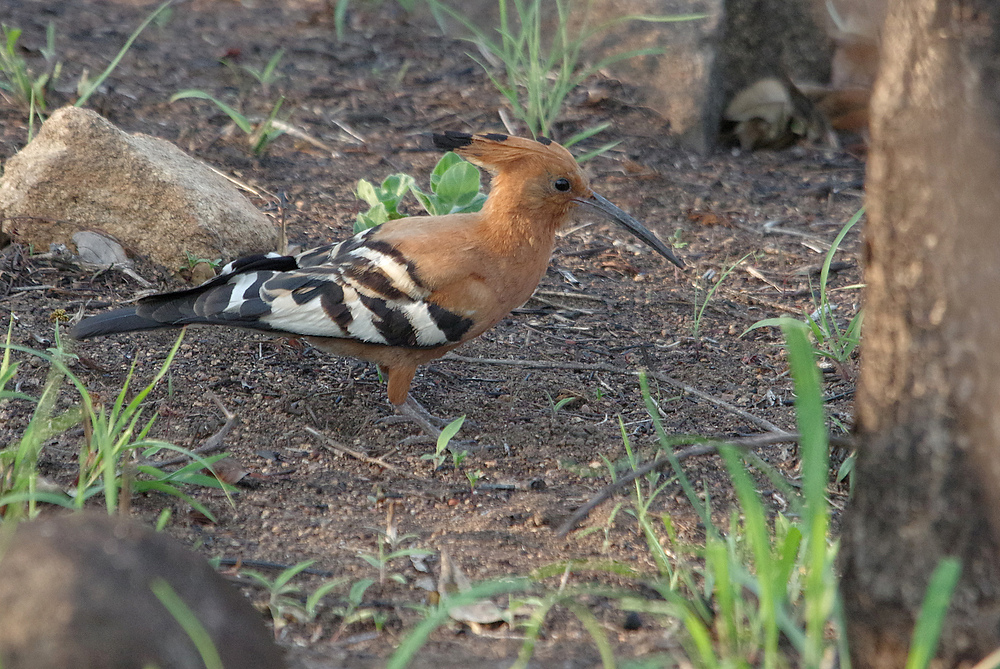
[
  {"x1": 565, "y1": 600, "x2": 615, "y2": 669},
  {"x1": 781, "y1": 321, "x2": 831, "y2": 667},
  {"x1": 905, "y1": 557, "x2": 962, "y2": 669},
  {"x1": 818, "y1": 208, "x2": 864, "y2": 340},
  {"x1": 76, "y1": 0, "x2": 173, "y2": 107},
  {"x1": 718, "y1": 444, "x2": 779, "y2": 667},
  {"x1": 639, "y1": 373, "x2": 715, "y2": 535},
  {"x1": 170, "y1": 90, "x2": 253, "y2": 133},
  {"x1": 150, "y1": 578, "x2": 224, "y2": 669}
]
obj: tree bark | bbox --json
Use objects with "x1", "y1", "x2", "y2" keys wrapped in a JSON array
[{"x1": 841, "y1": 0, "x2": 1000, "y2": 666}]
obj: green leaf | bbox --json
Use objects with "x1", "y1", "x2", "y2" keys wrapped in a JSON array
[
  {"x1": 76, "y1": 0, "x2": 173, "y2": 108},
  {"x1": 306, "y1": 577, "x2": 349, "y2": 616},
  {"x1": 436, "y1": 415, "x2": 466, "y2": 452},
  {"x1": 349, "y1": 577, "x2": 376, "y2": 605},
  {"x1": 435, "y1": 162, "x2": 481, "y2": 210},
  {"x1": 410, "y1": 185, "x2": 433, "y2": 214},
  {"x1": 354, "y1": 203, "x2": 389, "y2": 233},
  {"x1": 430, "y1": 152, "x2": 464, "y2": 190},
  {"x1": 356, "y1": 179, "x2": 379, "y2": 206},
  {"x1": 273, "y1": 560, "x2": 315, "y2": 591},
  {"x1": 453, "y1": 193, "x2": 487, "y2": 214},
  {"x1": 382, "y1": 173, "x2": 414, "y2": 201}
]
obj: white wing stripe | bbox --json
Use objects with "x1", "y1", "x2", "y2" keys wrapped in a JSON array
[
  {"x1": 348, "y1": 247, "x2": 426, "y2": 298},
  {"x1": 397, "y1": 301, "x2": 449, "y2": 346},
  {"x1": 224, "y1": 273, "x2": 263, "y2": 313}
]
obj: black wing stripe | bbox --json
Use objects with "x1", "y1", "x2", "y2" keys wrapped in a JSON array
[
  {"x1": 360, "y1": 294, "x2": 419, "y2": 347},
  {"x1": 342, "y1": 264, "x2": 407, "y2": 302},
  {"x1": 319, "y1": 283, "x2": 353, "y2": 330},
  {"x1": 427, "y1": 303, "x2": 473, "y2": 342}
]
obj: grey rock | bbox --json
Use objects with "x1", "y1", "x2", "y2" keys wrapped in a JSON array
[
  {"x1": 0, "y1": 107, "x2": 276, "y2": 271},
  {"x1": 0, "y1": 512, "x2": 285, "y2": 669}
]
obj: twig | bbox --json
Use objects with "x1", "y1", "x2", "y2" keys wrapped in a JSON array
[
  {"x1": 555, "y1": 431, "x2": 855, "y2": 536},
  {"x1": 145, "y1": 392, "x2": 237, "y2": 467},
  {"x1": 533, "y1": 289, "x2": 610, "y2": 304},
  {"x1": 269, "y1": 119, "x2": 340, "y2": 154},
  {"x1": 275, "y1": 191, "x2": 289, "y2": 256},
  {"x1": 305, "y1": 426, "x2": 403, "y2": 473},
  {"x1": 970, "y1": 647, "x2": 1000, "y2": 669},
  {"x1": 205, "y1": 165, "x2": 273, "y2": 199},
  {"x1": 443, "y1": 353, "x2": 787, "y2": 434},
  {"x1": 527, "y1": 294, "x2": 596, "y2": 315},
  {"x1": 328, "y1": 117, "x2": 366, "y2": 144},
  {"x1": 216, "y1": 557, "x2": 335, "y2": 578}
]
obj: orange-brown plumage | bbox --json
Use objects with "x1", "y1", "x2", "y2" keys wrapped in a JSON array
[{"x1": 72, "y1": 132, "x2": 683, "y2": 433}]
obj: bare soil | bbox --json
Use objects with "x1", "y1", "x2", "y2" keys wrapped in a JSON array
[{"x1": 0, "y1": 1, "x2": 862, "y2": 666}]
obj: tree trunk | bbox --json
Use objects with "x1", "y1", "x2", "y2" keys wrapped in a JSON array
[{"x1": 841, "y1": 0, "x2": 1000, "y2": 666}]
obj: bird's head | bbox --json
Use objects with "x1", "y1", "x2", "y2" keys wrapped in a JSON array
[{"x1": 432, "y1": 131, "x2": 684, "y2": 268}]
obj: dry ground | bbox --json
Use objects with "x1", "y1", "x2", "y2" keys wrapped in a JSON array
[{"x1": 0, "y1": 1, "x2": 862, "y2": 665}]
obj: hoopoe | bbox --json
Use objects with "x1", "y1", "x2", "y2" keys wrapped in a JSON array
[{"x1": 72, "y1": 132, "x2": 684, "y2": 435}]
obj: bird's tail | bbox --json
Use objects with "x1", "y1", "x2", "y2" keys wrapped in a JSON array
[
  {"x1": 70, "y1": 308, "x2": 174, "y2": 339},
  {"x1": 70, "y1": 252, "x2": 301, "y2": 340}
]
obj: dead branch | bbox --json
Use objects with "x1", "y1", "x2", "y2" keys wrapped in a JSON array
[
  {"x1": 555, "y1": 431, "x2": 855, "y2": 536},
  {"x1": 443, "y1": 353, "x2": 788, "y2": 434}
]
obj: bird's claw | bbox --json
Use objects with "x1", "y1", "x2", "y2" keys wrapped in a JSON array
[{"x1": 384, "y1": 397, "x2": 480, "y2": 451}]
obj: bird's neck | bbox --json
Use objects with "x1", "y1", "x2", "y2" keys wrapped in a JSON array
[{"x1": 478, "y1": 177, "x2": 568, "y2": 257}]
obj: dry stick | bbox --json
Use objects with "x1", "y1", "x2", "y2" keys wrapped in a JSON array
[
  {"x1": 554, "y1": 432, "x2": 855, "y2": 537},
  {"x1": 305, "y1": 426, "x2": 404, "y2": 473},
  {"x1": 443, "y1": 353, "x2": 787, "y2": 435},
  {"x1": 533, "y1": 289, "x2": 610, "y2": 304},
  {"x1": 147, "y1": 392, "x2": 238, "y2": 467},
  {"x1": 971, "y1": 647, "x2": 1000, "y2": 669},
  {"x1": 269, "y1": 119, "x2": 340, "y2": 153}
]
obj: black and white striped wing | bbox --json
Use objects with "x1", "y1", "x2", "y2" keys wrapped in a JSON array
[{"x1": 138, "y1": 228, "x2": 474, "y2": 349}]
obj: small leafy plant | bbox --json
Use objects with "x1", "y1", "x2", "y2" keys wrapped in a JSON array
[
  {"x1": 181, "y1": 251, "x2": 222, "y2": 270},
  {"x1": 354, "y1": 153, "x2": 486, "y2": 232},
  {"x1": 411, "y1": 152, "x2": 487, "y2": 216},
  {"x1": 0, "y1": 22, "x2": 60, "y2": 129},
  {"x1": 419, "y1": 416, "x2": 466, "y2": 470},
  {"x1": 746, "y1": 208, "x2": 864, "y2": 364},
  {"x1": 171, "y1": 89, "x2": 287, "y2": 156},
  {"x1": 691, "y1": 252, "x2": 751, "y2": 338},
  {"x1": 328, "y1": 577, "x2": 379, "y2": 638},
  {"x1": 358, "y1": 527, "x2": 431, "y2": 586},
  {"x1": 353, "y1": 173, "x2": 416, "y2": 232},
  {"x1": 238, "y1": 48, "x2": 285, "y2": 91},
  {"x1": 242, "y1": 560, "x2": 346, "y2": 634}
]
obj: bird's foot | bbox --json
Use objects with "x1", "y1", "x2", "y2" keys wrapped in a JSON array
[
  {"x1": 378, "y1": 397, "x2": 450, "y2": 431},
  {"x1": 382, "y1": 397, "x2": 478, "y2": 450}
]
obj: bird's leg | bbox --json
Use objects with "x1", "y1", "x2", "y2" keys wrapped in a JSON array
[
  {"x1": 397, "y1": 395, "x2": 450, "y2": 432},
  {"x1": 375, "y1": 365, "x2": 457, "y2": 442}
]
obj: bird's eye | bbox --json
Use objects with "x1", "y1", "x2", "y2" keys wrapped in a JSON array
[{"x1": 553, "y1": 178, "x2": 571, "y2": 192}]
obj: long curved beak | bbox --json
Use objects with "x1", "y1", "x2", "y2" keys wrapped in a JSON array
[{"x1": 575, "y1": 193, "x2": 685, "y2": 269}]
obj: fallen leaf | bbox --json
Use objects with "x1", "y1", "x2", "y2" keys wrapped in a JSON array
[
  {"x1": 209, "y1": 457, "x2": 249, "y2": 485},
  {"x1": 438, "y1": 548, "x2": 505, "y2": 625}
]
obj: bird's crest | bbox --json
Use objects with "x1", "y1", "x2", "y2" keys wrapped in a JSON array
[{"x1": 432, "y1": 131, "x2": 579, "y2": 175}]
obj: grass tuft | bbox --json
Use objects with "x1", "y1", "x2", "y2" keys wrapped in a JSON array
[{"x1": 0, "y1": 323, "x2": 231, "y2": 521}]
